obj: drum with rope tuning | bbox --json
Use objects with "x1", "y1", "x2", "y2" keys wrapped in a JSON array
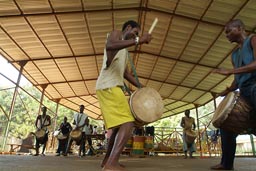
[{"x1": 212, "y1": 91, "x2": 256, "y2": 135}]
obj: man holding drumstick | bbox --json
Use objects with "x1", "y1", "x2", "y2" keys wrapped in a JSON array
[
  {"x1": 211, "y1": 19, "x2": 256, "y2": 170},
  {"x1": 96, "y1": 20, "x2": 152, "y2": 171}
]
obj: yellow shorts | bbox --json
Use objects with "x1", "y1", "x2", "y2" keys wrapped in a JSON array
[{"x1": 96, "y1": 87, "x2": 135, "y2": 129}]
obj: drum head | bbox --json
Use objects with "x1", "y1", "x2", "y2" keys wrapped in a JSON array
[
  {"x1": 129, "y1": 87, "x2": 163, "y2": 123},
  {"x1": 70, "y1": 130, "x2": 82, "y2": 141},
  {"x1": 57, "y1": 133, "x2": 67, "y2": 140},
  {"x1": 212, "y1": 92, "x2": 237, "y2": 128}
]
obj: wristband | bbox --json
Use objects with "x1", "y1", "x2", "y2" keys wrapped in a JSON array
[{"x1": 135, "y1": 36, "x2": 139, "y2": 45}]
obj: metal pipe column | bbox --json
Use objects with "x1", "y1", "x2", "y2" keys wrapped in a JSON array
[{"x1": 2, "y1": 61, "x2": 27, "y2": 151}]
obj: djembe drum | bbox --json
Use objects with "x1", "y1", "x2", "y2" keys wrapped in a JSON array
[
  {"x1": 70, "y1": 129, "x2": 82, "y2": 142},
  {"x1": 35, "y1": 129, "x2": 46, "y2": 141},
  {"x1": 185, "y1": 129, "x2": 197, "y2": 144},
  {"x1": 212, "y1": 91, "x2": 256, "y2": 135},
  {"x1": 129, "y1": 87, "x2": 164, "y2": 126}
]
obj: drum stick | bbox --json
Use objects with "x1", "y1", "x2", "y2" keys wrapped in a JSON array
[{"x1": 148, "y1": 18, "x2": 158, "y2": 34}]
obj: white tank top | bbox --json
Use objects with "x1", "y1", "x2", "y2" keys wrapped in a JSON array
[{"x1": 96, "y1": 48, "x2": 128, "y2": 90}]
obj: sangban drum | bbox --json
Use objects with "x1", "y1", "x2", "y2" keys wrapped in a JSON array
[
  {"x1": 212, "y1": 91, "x2": 256, "y2": 135},
  {"x1": 129, "y1": 87, "x2": 163, "y2": 125}
]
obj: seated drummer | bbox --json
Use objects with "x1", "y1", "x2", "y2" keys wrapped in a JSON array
[
  {"x1": 211, "y1": 19, "x2": 256, "y2": 170},
  {"x1": 34, "y1": 106, "x2": 51, "y2": 156}
]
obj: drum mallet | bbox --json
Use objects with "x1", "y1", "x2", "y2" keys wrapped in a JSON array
[{"x1": 148, "y1": 18, "x2": 158, "y2": 34}]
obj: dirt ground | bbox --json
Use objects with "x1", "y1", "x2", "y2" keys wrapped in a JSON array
[{"x1": 0, "y1": 153, "x2": 255, "y2": 171}]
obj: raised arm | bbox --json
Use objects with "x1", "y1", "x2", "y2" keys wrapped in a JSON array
[{"x1": 213, "y1": 36, "x2": 256, "y2": 75}]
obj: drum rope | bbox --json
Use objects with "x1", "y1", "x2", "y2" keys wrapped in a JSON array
[
  {"x1": 128, "y1": 52, "x2": 141, "y2": 88},
  {"x1": 122, "y1": 51, "x2": 142, "y2": 94}
]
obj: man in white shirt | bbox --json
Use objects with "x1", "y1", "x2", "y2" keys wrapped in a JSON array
[
  {"x1": 73, "y1": 105, "x2": 89, "y2": 157},
  {"x1": 64, "y1": 105, "x2": 88, "y2": 157},
  {"x1": 34, "y1": 106, "x2": 51, "y2": 156}
]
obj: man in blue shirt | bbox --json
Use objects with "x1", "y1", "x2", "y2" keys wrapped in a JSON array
[{"x1": 212, "y1": 19, "x2": 256, "y2": 170}]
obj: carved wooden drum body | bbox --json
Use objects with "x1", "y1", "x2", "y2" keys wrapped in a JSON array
[
  {"x1": 185, "y1": 129, "x2": 197, "y2": 144},
  {"x1": 212, "y1": 91, "x2": 256, "y2": 135},
  {"x1": 35, "y1": 129, "x2": 46, "y2": 141}
]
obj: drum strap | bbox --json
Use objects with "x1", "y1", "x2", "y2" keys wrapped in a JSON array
[
  {"x1": 76, "y1": 113, "x2": 83, "y2": 127},
  {"x1": 123, "y1": 51, "x2": 141, "y2": 94},
  {"x1": 127, "y1": 52, "x2": 141, "y2": 88},
  {"x1": 123, "y1": 83, "x2": 131, "y2": 95},
  {"x1": 40, "y1": 115, "x2": 48, "y2": 129}
]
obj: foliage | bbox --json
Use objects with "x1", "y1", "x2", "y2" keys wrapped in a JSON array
[
  {"x1": 0, "y1": 85, "x2": 75, "y2": 140},
  {"x1": 0, "y1": 84, "x2": 219, "y2": 143},
  {"x1": 149, "y1": 114, "x2": 183, "y2": 129},
  {"x1": 0, "y1": 84, "x2": 107, "y2": 143}
]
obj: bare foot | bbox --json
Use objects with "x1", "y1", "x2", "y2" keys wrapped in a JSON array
[
  {"x1": 102, "y1": 165, "x2": 126, "y2": 171},
  {"x1": 101, "y1": 163, "x2": 125, "y2": 168}
]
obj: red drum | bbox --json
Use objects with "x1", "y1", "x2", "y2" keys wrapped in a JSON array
[
  {"x1": 132, "y1": 136, "x2": 145, "y2": 156},
  {"x1": 185, "y1": 130, "x2": 197, "y2": 144},
  {"x1": 129, "y1": 87, "x2": 163, "y2": 125},
  {"x1": 125, "y1": 136, "x2": 133, "y2": 148},
  {"x1": 212, "y1": 91, "x2": 256, "y2": 135},
  {"x1": 144, "y1": 136, "x2": 154, "y2": 149}
]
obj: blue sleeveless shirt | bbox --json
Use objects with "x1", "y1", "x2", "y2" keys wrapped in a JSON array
[{"x1": 232, "y1": 36, "x2": 256, "y2": 89}]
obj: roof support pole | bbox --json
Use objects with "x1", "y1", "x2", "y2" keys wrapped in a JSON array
[
  {"x1": 49, "y1": 99, "x2": 60, "y2": 150},
  {"x1": 2, "y1": 61, "x2": 27, "y2": 151},
  {"x1": 37, "y1": 84, "x2": 48, "y2": 115},
  {"x1": 211, "y1": 92, "x2": 217, "y2": 110},
  {"x1": 0, "y1": 104, "x2": 9, "y2": 120},
  {"x1": 195, "y1": 105, "x2": 202, "y2": 157},
  {"x1": 250, "y1": 134, "x2": 255, "y2": 156},
  {"x1": 53, "y1": 99, "x2": 60, "y2": 131}
]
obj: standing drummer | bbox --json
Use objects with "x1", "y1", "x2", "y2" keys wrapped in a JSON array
[
  {"x1": 96, "y1": 20, "x2": 152, "y2": 171},
  {"x1": 211, "y1": 19, "x2": 256, "y2": 170},
  {"x1": 180, "y1": 109, "x2": 196, "y2": 159},
  {"x1": 56, "y1": 116, "x2": 72, "y2": 156},
  {"x1": 64, "y1": 104, "x2": 88, "y2": 157},
  {"x1": 34, "y1": 106, "x2": 51, "y2": 156}
]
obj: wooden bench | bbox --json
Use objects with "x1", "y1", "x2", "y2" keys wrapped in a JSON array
[{"x1": 7, "y1": 144, "x2": 35, "y2": 152}]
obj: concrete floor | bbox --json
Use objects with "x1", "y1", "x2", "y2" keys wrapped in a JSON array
[{"x1": 0, "y1": 153, "x2": 255, "y2": 171}]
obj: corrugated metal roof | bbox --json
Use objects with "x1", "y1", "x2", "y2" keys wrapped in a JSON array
[{"x1": 1, "y1": 0, "x2": 256, "y2": 120}]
